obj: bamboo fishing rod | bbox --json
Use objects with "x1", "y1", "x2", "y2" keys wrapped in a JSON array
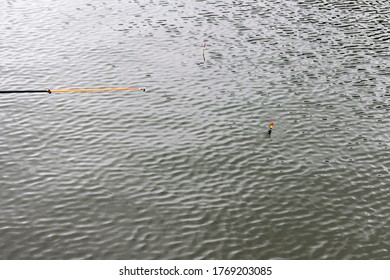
[{"x1": 0, "y1": 87, "x2": 145, "y2": 94}]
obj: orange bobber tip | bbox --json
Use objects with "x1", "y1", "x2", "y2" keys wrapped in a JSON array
[{"x1": 270, "y1": 121, "x2": 274, "y2": 125}]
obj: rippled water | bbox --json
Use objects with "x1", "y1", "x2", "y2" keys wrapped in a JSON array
[{"x1": 0, "y1": 0, "x2": 389, "y2": 259}]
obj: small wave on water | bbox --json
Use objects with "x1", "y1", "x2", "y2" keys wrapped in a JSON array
[{"x1": 0, "y1": 0, "x2": 389, "y2": 259}]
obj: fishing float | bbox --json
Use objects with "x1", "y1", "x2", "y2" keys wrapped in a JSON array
[
  {"x1": 268, "y1": 121, "x2": 274, "y2": 136},
  {"x1": 0, "y1": 87, "x2": 146, "y2": 94}
]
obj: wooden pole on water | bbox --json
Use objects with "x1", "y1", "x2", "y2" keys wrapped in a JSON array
[{"x1": 0, "y1": 87, "x2": 145, "y2": 94}]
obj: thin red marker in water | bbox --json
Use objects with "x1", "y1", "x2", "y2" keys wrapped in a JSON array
[{"x1": 202, "y1": 40, "x2": 206, "y2": 61}]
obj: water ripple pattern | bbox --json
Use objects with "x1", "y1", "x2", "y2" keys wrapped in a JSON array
[{"x1": 0, "y1": 0, "x2": 389, "y2": 259}]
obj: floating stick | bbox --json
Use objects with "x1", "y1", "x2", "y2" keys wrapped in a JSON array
[
  {"x1": 50, "y1": 87, "x2": 145, "y2": 93},
  {"x1": 0, "y1": 87, "x2": 145, "y2": 94}
]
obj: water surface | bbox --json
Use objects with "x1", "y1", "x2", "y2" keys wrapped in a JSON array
[{"x1": 0, "y1": 0, "x2": 389, "y2": 259}]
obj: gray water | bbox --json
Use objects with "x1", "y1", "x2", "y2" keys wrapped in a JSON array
[{"x1": 0, "y1": 0, "x2": 389, "y2": 259}]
